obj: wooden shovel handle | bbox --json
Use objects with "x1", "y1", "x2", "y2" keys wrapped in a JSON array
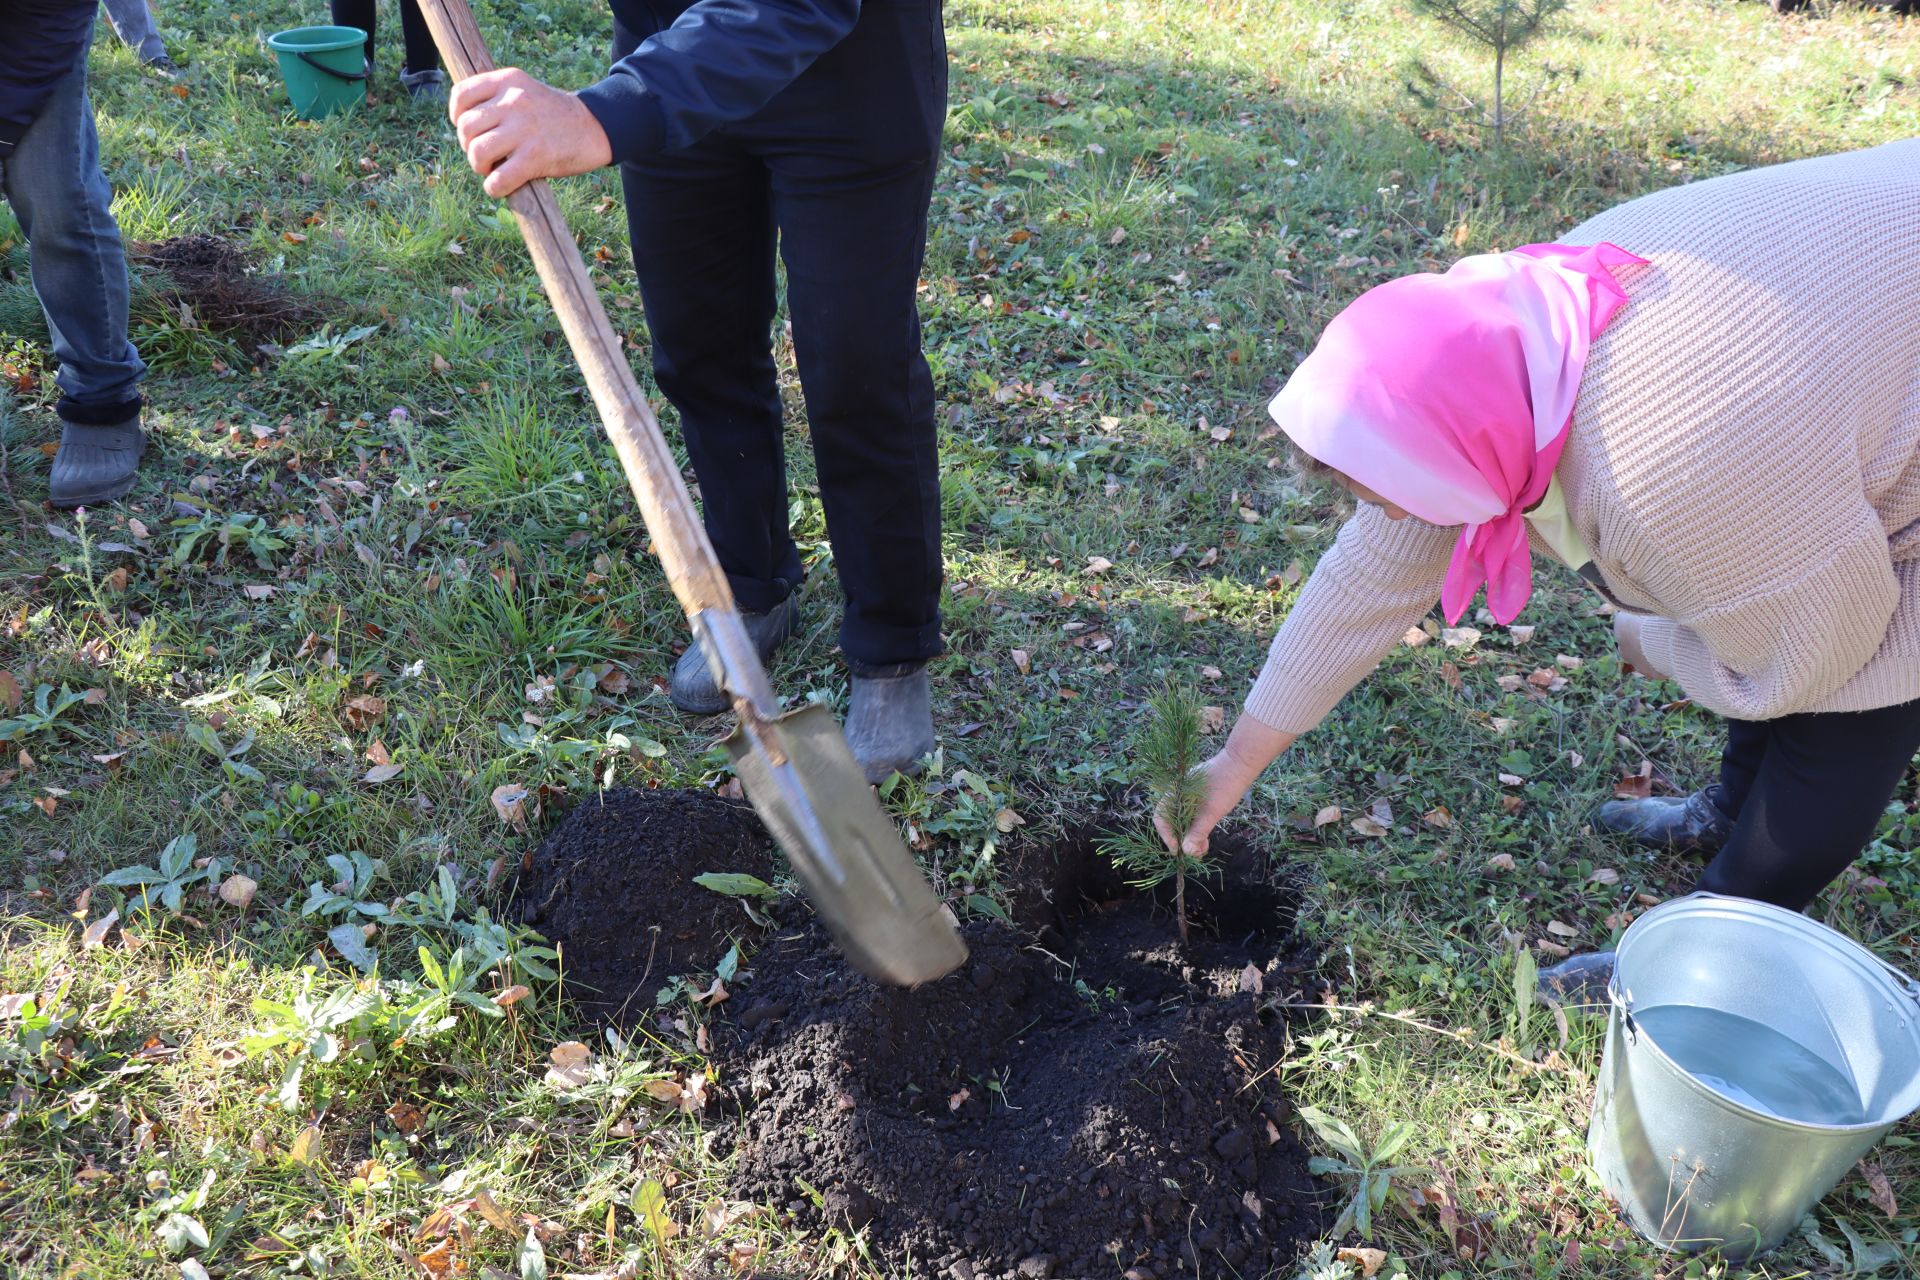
[{"x1": 416, "y1": 0, "x2": 734, "y2": 617}]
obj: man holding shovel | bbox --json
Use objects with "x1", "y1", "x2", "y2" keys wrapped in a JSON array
[{"x1": 445, "y1": 0, "x2": 948, "y2": 784}]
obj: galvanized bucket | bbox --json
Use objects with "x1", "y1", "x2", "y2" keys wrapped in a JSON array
[{"x1": 1588, "y1": 892, "x2": 1920, "y2": 1259}]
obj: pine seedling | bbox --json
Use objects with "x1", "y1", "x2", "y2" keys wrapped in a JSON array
[
  {"x1": 1102, "y1": 682, "x2": 1211, "y2": 944},
  {"x1": 1406, "y1": 0, "x2": 1571, "y2": 150}
]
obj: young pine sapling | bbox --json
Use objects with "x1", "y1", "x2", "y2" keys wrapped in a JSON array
[
  {"x1": 1102, "y1": 682, "x2": 1211, "y2": 944},
  {"x1": 1407, "y1": 0, "x2": 1571, "y2": 150}
]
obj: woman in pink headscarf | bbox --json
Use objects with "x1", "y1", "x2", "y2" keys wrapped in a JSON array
[{"x1": 1165, "y1": 139, "x2": 1920, "y2": 995}]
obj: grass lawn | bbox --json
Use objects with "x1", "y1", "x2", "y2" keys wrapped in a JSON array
[{"x1": 4, "y1": 0, "x2": 1920, "y2": 1275}]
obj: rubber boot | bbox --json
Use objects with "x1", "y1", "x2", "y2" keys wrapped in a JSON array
[
  {"x1": 1537, "y1": 950, "x2": 1616, "y2": 1009},
  {"x1": 49, "y1": 415, "x2": 146, "y2": 509},
  {"x1": 845, "y1": 662, "x2": 934, "y2": 785},
  {"x1": 1594, "y1": 786, "x2": 1734, "y2": 855},
  {"x1": 668, "y1": 597, "x2": 795, "y2": 715}
]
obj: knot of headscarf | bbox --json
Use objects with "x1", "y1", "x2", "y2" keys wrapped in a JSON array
[{"x1": 1269, "y1": 242, "x2": 1647, "y2": 624}]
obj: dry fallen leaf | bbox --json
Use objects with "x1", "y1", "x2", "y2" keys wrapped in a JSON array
[
  {"x1": 1588, "y1": 867, "x2": 1621, "y2": 886},
  {"x1": 1441, "y1": 627, "x2": 1482, "y2": 649},
  {"x1": 544, "y1": 1041, "x2": 594, "y2": 1090},
  {"x1": 1313, "y1": 805, "x2": 1342, "y2": 828},
  {"x1": 242, "y1": 584, "x2": 276, "y2": 600},
  {"x1": 1350, "y1": 816, "x2": 1388, "y2": 838},
  {"x1": 1402, "y1": 626, "x2": 1431, "y2": 649},
  {"x1": 342, "y1": 694, "x2": 386, "y2": 730},
  {"x1": 1199, "y1": 705, "x2": 1226, "y2": 733},
  {"x1": 287, "y1": 1125, "x2": 324, "y2": 1165},
  {"x1": 81, "y1": 908, "x2": 119, "y2": 949},
  {"x1": 948, "y1": 1086, "x2": 971, "y2": 1112},
  {"x1": 1861, "y1": 1159, "x2": 1899, "y2": 1218},
  {"x1": 1508, "y1": 624, "x2": 1536, "y2": 643},
  {"x1": 1498, "y1": 773, "x2": 1524, "y2": 786},
  {"x1": 366, "y1": 740, "x2": 392, "y2": 767},
  {"x1": 492, "y1": 784, "x2": 530, "y2": 831},
  {"x1": 1423, "y1": 807, "x2": 1453, "y2": 829},
  {"x1": 1485, "y1": 853, "x2": 1516, "y2": 873},
  {"x1": 0, "y1": 671, "x2": 18, "y2": 713},
  {"x1": 218, "y1": 874, "x2": 258, "y2": 909},
  {"x1": 1535, "y1": 939, "x2": 1571, "y2": 959},
  {"x1": 1338, "y1": 1248, "x2": 1388, "y2": 1278},
  {"x1": 386, "y1": 1100, "x2": 426, "y2": 1134},
  {"x1": 1199, "y1": 665, "x2": 1223, "y2": 680},
  {"x1": 1084, "y1": 555, "x2": 1115, "y2": 576},
  {"x1": 1545, "y1": 920, "x2": 1578, "y2": 939},
  {"x1": 1237, "y1": 963, "x2": 1264, "y2": 994},
  {"x1": 994, "y1": 807, "x2": 1025, "y2": 833},
  {"x1": 363, "y1": 763, "x2": 404, "y2": 785},
  {"x1": 1009, "y1": 648, "x2": 1031, "y2": 675},
  {"x1": 1613, "y1": 762, "x2": 1655, "y2": 800},
  {"x1": 492, "y1": 985, "x2": 531, "y2": 1009},
  {"x1": 1556, "y1": 653, "x2": 1583, "y2": 671}
]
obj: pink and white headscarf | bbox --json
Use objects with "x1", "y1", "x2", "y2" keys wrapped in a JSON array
[{"x1": 1269, "y1": 242, "x2": 1646, "y2": 624}]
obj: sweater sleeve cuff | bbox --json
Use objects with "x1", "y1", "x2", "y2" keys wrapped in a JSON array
[
  {"x1": 1636, "y1": 614, "x2": 1683, "y2": 684},
  {"x1": 575, "y1": 77, "x2": 668, "y2": 165}
]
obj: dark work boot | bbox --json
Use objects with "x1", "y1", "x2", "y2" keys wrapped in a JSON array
[
  {"x1": 845, "y1": 662, "x2": 935, "y2": 785},
  {"x1": 1537, "y1": 950, "x2": 1616, "y2": 1009},
  {"x1": 49, "y1": 415, "x2": 147, "y2": 509},
  {"x1": 668, "y1": 597, "x2": 795, "y2": 715},
  {"x1": 1594, "y1": 786, "x2": 1734, "y2": 855}
]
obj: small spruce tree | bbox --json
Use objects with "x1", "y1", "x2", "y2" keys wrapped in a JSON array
[
  {"x1": 1102, "y1": 682, "x2": 1211, "y2": 945},
  {"x1": 1407, "y1": 0, "x2": 1571, "y2": 150}
]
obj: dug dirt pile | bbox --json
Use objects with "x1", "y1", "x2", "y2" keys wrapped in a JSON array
[
  {"x1": 718, "y1": 837, "x2": 1325, "y2": 1279},
  {"x1": 515, "y1": 791, "x2": 1325, "y2": 1277}
]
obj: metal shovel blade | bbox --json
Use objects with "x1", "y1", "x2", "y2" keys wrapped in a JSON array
[{"x1": 726, "y1": 702, "x2": 968, "y2": 986}]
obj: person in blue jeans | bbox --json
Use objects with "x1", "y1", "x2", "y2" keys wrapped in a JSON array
[
  {"x1": 2, "y1": 4, "x2": 149, "y2": 508},
  {"x1": 444, "y1": 0, "x2": 947, "y2": 783}
]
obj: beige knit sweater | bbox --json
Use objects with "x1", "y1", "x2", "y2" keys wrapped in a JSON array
[{"x1": 1245, "y1": 138, "x2": 1920, "y2": 733}]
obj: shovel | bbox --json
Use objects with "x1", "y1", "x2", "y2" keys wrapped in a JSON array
[{"x1": 417, "y1": 0, "x2": 967, "y2": 987}]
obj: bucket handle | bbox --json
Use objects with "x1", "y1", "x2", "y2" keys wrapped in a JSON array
[{"x1": 293, "y1": 50, "x2": 368, "y2": 82}]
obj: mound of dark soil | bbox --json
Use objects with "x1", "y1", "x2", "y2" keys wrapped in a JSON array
[
  {"x1": 513, "y1": 789, "x2": 778, "y2": 1022},
  {"x1": 131, "y1": 234, "x2": 334, "y2": 344},
  {"x1": 716, "y1": 834, "x2": 1325, "y2": 1280}
]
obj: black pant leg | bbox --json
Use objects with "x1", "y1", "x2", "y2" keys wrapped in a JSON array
[
  {"x1": 330, "y1": 0, "x2": 376, "y2": 66},
  {"x1": 397, "y1": 0, "x2": 440, "y2": 73},
  {"x1": 620, "y1": 141, "x2": 795, "y2": 612},
  {"x1": 1715, "y1": 716, "x2": 1771, "y2": 816},
  {"x1": 757, "y1": 0, "x2": 948, "y2": 668},
  {"x1": 1698, "y1": 698, "x2": 1920, "y2": 909}
]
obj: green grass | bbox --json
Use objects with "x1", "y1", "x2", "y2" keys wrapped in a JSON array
[{"x1": 3, "y1": 0, "x2": 1919, "y2": 1276}]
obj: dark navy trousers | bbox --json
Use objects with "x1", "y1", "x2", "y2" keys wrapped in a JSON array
[{"x1": 614, "y1": 0, "x2": 947, "y2": 669}]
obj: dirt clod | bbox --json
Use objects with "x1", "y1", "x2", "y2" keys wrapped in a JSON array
[{"x1": 512, "y1": 788, "x2": 777, "y2": 1021}]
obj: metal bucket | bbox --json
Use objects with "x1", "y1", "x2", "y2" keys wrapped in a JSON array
[{"x1": 1589, "y1": 893, "x2": 1920, "y2": 1259}]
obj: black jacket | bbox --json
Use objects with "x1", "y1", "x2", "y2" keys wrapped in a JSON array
[
  {"x1": 576, "y1": 0, "x2": 863, "y2": 163},
  {"x1": 0, "y1": 0, "x2": 96, "y2": 156}
]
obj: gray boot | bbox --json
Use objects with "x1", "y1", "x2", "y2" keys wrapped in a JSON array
[
  {"x1": 845, "y1": 663, "x2": 935, "y2": 785},
  {"x1": 1594, "y1": 786, "x2": 1733, "y2": 855},
  {"x1": 49, "y1": 415, "x2": 146, "y2": 509},
  {"x1": 668, "y1": 597, "x2": 794, "y2": 715},
  {"x1": 1537, "y1": 950, "x2": 1617, "y2": 1009}
]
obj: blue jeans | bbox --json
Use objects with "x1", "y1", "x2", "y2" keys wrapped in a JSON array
[
  {"x1": 0, "y1": 46, "x2": 144, "y2": 424},
  {"x1": 100, "y1": 0, "x2": 168, "y2": 63}
]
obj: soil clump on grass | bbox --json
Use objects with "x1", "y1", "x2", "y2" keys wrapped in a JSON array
[
  {"x1": 131, "y1": 234, "x2": 335, "y2": 345},
  {"x1": 513, "y1": 788, "x2": 778, "y2": 1022},
  {"x1": 715, "y1": 832, "x2": 1325, "y2": 1280}
]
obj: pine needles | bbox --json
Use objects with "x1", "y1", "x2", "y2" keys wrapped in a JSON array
[{"x1": 1102, "y1": 682, "x2": 1211, "y2": 945}]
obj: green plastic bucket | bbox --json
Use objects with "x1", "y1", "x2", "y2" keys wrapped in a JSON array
[{"x1": 267, "y1": 25, "x2": 367, "y2": 120}]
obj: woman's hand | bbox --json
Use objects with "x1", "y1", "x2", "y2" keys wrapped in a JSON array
[
  {"x1": 449, "y1": 68, "x2": 612, "y2": 198},
  {"x1": 1153, "y1": 713, "x2": 1297, "y2": 857}
]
